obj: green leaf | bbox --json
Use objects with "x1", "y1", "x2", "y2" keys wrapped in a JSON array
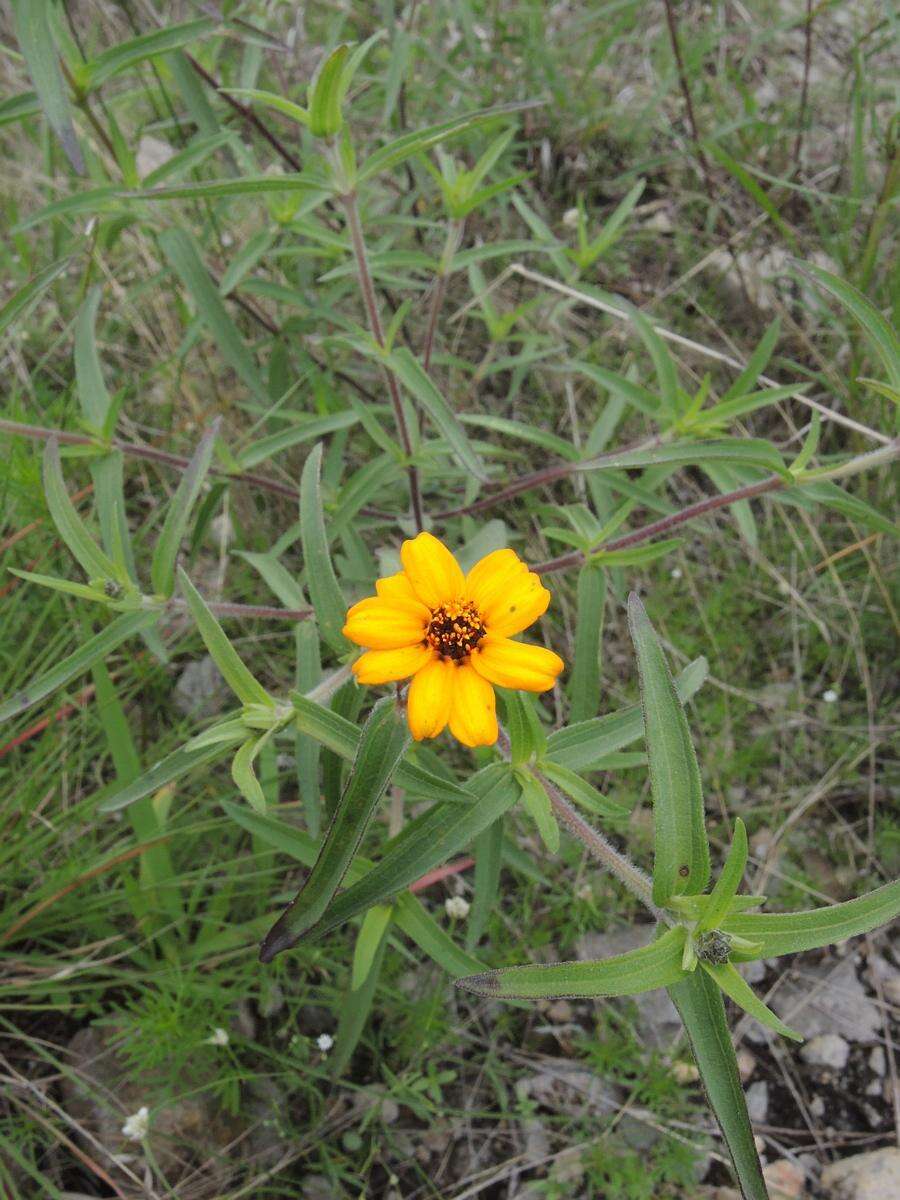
[
  {"x1": 358, "y1": 101, "x2": 541, "y2": 182},
  {"x1": 74, "y1": 287, "x2": 113, "y2": 429},
  {"x1": 231, "y1": 733, "x2": 273, "y2": 814},
  {"x1": 538, "y1": 761, "x2": 629, "y2": 820},
  {"x1": 388, "y1": 347, "x2": 488, "y2": 480},
  {"x1": 721, "y1": 319, "x2": 780, "y2": 401},
  {"x1": 11, "y1": 0, "x2": 83, "y2": 172},
  {"x1": 307, "y1": 44, "x2": 350, "y2": 137},
  {"x1": 577, "y1": 438, "x2": 786, "y2": 477},
  {"x1": 466, "y1": 818, "x2": 504, "y2": 950},
  {"x1": 159, "y1": 228, "x2": 267, "y2": 404},
  {"x1": 707, "y1": 142, "x2": 795, "y2": 245},
  {"x1": 394, "y1": 893, "x2": 486, "y2": 976},
  {"x1": 177, "y1": 568, "x2": 272, "y2": 707},
  {"x1": 0, "y1": 90, "x2": 40, "y2": 129},
  {"x1": 701, "y1": 960, "x2": 802, "y2": 1042},
  {"x1": 545, "y1": 657, "x2": 708, "y2": 771},
  {"x1": 626, "y1": 304, "x2": 679, "y2": 416},
  {"x1": 43, "y1": 439, "x2": 123, "y2": 584},
  {"x1": 96, "y1": 724, "x2": 244, "y2": 813},
  {"x1": 628, "y1": 593, "x2": 710, "y2": 905},
  {"x1": 803, "y1": 263, "x2": 900, "y2": 390},
  {"x1": 595, "y1": 538, "x2": 682, "y2": 567},
  {"x1": 351, "y1": 903, "x2": 394, "y2": 990},
  {"x1": 330, "y1": 919, "x2": 389, "y2": 1078},
  {"x1": 782, "y1": 478, "x2": 899, "y2": 538},
  {"x1": 567, "y1": 564, "x2": 605, "y2": 722},
  {"x1": 8, "y1": 570, "x2": 107, "y2": 604},
  {"x1": 0, "y1": 610, "x2": 159, "y2": 725},
  {"x1": 0, "y1": 259, "x2": 69, "y2": 340},
  {"x1": 221, "y1": 88, "x2": 309, "y2": 127},
  {"x1": 457, "y1": 925, "x2": 686, "y2": 999},
  {"x1": 291, "y1": 694, "x2": 473, "y2": 805},
  {"x1": 151, "y1": 423, "x2": 218, "y2": 597},
  {"x1": 297, "y1": 764, "x2": 520, "y2": 944},
  {"x1": 132, "y1": 172, "x2": 330, "y2": 201},
  {"x1": 503, "y1": 691, "x2": 542, "y2": 766},
  {"x1": 235, "y1": 411, "x2": 358, "y2": 470},
  {"x1": 668, "y1": 970, "x2": 768, "y2": 1200},
  {"x1": 698, "y1": 819, "x2": 748, "y2": 933},
  {"x1": 260, "y1": 698, "x2": 410, "y2": 960},
  {"x1": 516, "y1": 769, "x2": 560, "y2": 854},
  {"x1": 789, "y1": 411, "x2": 821, "y2": 476},
  {"x1": 724, "y1": 879, "x2": 900, "y2": 959},
  {"x1": 299, "y1": 443, "x2": 348, "y2": 654},
  {"x1": 83, "y1": 18, "x2": 215, "y2": 91}
]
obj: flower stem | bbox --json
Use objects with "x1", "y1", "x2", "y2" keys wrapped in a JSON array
[
  {"x1": 422, "y1": 218, "x2": 465, "y2": 374},
  {"x1": 338, "y1": 189, "x2": 425, "y2": 532}
]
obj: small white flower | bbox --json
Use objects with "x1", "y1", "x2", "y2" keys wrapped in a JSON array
[
  {"x1": 221, "y1": 232, "x2": 234, "y2": 247},
  {"x1": 316, "y1": 1033, "x2": 334, "y2": 1053},
  {"x1": 445, "y1": 895, "x2": 470, "y2": 920},
  {"x1": 205, "y1": 1027, "x2": 229, "y2": 1046},
  {"x1": 822, "y1": 688, "x2": 839, "y2": 704},
  {"x1": 562, "y1": 207, "x2": 579, "y2": 229},
  {"x1": 670, "y1": 567, "x2": 682, "y2": 580},
  {"x1": 121, "y1": 1106, "x2": 149, "y2": 1141}
]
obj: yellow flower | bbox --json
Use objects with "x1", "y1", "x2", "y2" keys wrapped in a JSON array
[{"x1": 342, "y1": 532, "x2": 564, "y2": 747}]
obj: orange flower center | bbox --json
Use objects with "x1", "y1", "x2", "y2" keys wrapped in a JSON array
[{"x1": 425, "y1": 600, "x2": 486, "y2": 661}]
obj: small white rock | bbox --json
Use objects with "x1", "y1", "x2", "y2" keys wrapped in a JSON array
[
  {"x1": 747, "y1": 1080, "x2": 769, "y2": 1123},
  {"x1": 763, "y1": 1158, "x2": 805, "y2": 1199},
  {"x1": 737, "y1": 1049, "x2": 757, "y2": 1082},
  {"x1": 868, "y1": 1046, "x2": 886, "y2": 1077},
  {"x1": 800, "y1": 1033, "x2": 850, "y2": 1071}
]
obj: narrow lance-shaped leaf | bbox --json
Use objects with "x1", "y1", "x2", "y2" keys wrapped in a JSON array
[
  {"x1": 628, "y1": 592, "x2": 710, "y2": 904},
  {"x1": 291, "y1": 693, "x2": 474, "y2": 805},
  {"x1": 330, "y1": 919, "x2": 390, "y2": 1078},
  {"x1": 724, "y1": 879, "x2": 900, "y2": 959},
  {"x1": 231, "y1": 732, "x2": 274, "y2": 814},
  {"x1": 516, "y1": 769, "x2": 560, "y2": 855},
  {"x1": 388, "y1": 347, "x2": 488, "y2": 481},
  {"x1": 159, "y1": 228, "x2": 268, "y2": 404},
  {"x1": 0, "y1": 259, "x2": 70, "y2": 338},
  {"x1": 567, "y1": 564, "x2": 605, "y2": 723},
  {"x1": 545, "y1": 656, "x2": 708, "y2": 771},
  {"x1": 669, "y1": 970, "x2": 768, "y2": 1200},
  {"x1": 698, "y1": 818, "x2": 748, "y2": 933},
  {"x1": 0, "y1": 609, "x2": 159, "y2": 726},
  {"x1": 260, "y1": 698, "x2": 410, "y2": 961},
  {"x1": 177, "y1": 568, "x2": 272, "y2": 707},
  {"x1": 466, "y1": 818, "x2": 504, "y2": 951},
  {"x1": 351, "y1": 903, "x2": 394, "y2": 991},
  {"x1": 457, "y1": 925, "x2": 687, "y2": 999},
  {"x1": 151, "y1": 423, "x2": 219, "y2": 597},
  {"x1": 702, "y1": 960, "x2": 802, "y2": 1042},
  {"x1": 803, "y1": 263, "x2": 900, "y2": 390},
  {"x1": 43, "y1": 440, "x2": 124, "y2": 585},
  {"x1": 298, "y1": 764, "x2": 520, "y2": 944},
  {"x1": 299, "y1": 443, "x2": 347, "y2": 655},
  {"x1": 11, "y1": 0, "x2": 83, "y2": 171}
]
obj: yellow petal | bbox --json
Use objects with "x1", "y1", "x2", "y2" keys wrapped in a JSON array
[
  {"x1": 400, "y1": 531, "x2": 465, "y2": 609},
  {"x1": 465, "y1": 548, "x2": 527, "y2": 613},
  {"x1": 342, "y1": 596, "x2": 429, "y2": 649},
  {"x1": 353, "y1": 644, "x2": 434, "y2": 685},
  {"x1": 471, "y1": 635, "x2": 564, "y2": 692},
  {"x1": 375, "y1": 571, "x2": 419, "y2": 603},
  {"x1": 406, "y1": 656, "x2": 455, "y2": 740},
  {"x1": 481, "y1": 568, "x2": 550, "y2": 637},
  {"x1": 448, "y1": 663, "x2": 498, "y2": 747}
]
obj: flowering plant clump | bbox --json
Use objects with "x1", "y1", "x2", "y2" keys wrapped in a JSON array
[
  {"x1": 4, "y1": 22, "x2": 899, "y2": 1200},
  {"x1": 343, "y1": 532, "x2": 564, "y2": 745}
]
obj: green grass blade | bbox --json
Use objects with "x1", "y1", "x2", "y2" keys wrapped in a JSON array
[
  {"x1": 725, "y1": 879, "x2": 900, "y2": 958},
  {"x1": 351, "y1": 903, "x2": 394, "y2": 991},
  {"x1": 803, "y1": 263, "x2": 900, "y2": 389},
  {"x1": 466, "y1": 817, "x2": 504, "y2": 950},
  {"x1": 457, "y1": 925, "x2": 686, "y2": 999},
  {"x1": 0, "y1": 610, "x2": 158, "y2": 725},
  {"x1": 394, "y1": 893, "x2": 487, "y2": 977},
  {"x1": 83, "y1": 18, "x2": 215, "y2": 91},
  {"x1": 177, "y1": 568, "x2": 272, "y2": 707},
  {"x1": 0, "y1": 259, "x2": 70, "y2": 339},
  {"x1": 151, "y1": 423, "x2": 218, "y2": 597},
  {"x1": 668, "y1": 970, "x2": 768, "y2": 1200},
  {"x1": 10, "y1": 0, "x2": 83, "y2": 172},
  {"x1": 299, "y1": 443, "x2": 348, "y2": 654},
  {"x1": 159, "y1": 228, "x2": 267, "y2": 404},
  {"x1": 721, "y1": 319, "x2": 780, "y2": 400},
  {"x1": 628, "y1": 593, "x2": 710, "y2": 905},
  {"x1": 260, "y1": 697, "x2": 410, "y2": 960},
  {"x1": 330, "y1": 924, "x2": 389, "y2": 1078}
]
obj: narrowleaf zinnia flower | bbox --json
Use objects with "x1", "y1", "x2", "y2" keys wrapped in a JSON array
[{"x1": 342, "y1": 532, "x2": 564, "y2": 746}]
